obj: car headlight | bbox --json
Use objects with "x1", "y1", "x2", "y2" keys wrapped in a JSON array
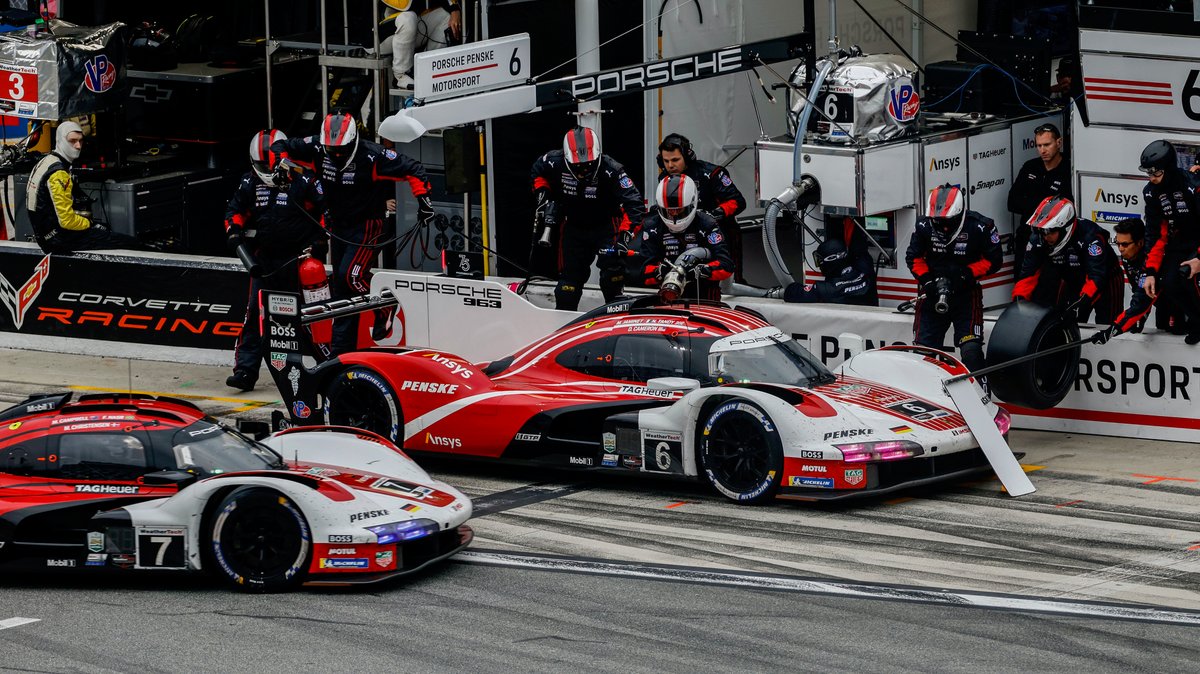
[
  {"x1": 367, "y1": 518, "x2": 439, "y2": 544},
  {"x1": 834, "y1": 440, "x2": 924, "y2": 462},
  {"x1": 994, "y1": 407, "x2": 1011, "y2": 435}
]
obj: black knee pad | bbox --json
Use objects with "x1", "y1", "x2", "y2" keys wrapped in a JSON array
[
  {"x1": 555, "y1": 283, "x2": 581, "y2": 311},
  {"x1": 958, "y1": 337, "x2": 984, "y2": 372}
]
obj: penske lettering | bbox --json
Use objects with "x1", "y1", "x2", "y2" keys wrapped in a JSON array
[
  {"x1": 823, "y1": 429, "x2": 873, "y2": 441},
  {"x1": 400, "y1": 381, "x2": 459, "y2": 394},
  {"x1": 349, "y1": 509, "x2": 389, "y2": 523}
]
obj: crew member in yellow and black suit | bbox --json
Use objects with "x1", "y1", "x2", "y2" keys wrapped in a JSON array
[{"x1": 27, "y1": 122, "x2": 146, "y2": 253}]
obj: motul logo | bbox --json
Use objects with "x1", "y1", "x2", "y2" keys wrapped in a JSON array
[{"x1": 0, "y1": 254, "x2": 50, "y2": 330}]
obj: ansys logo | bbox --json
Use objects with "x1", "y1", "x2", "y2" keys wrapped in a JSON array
[{"x1": 0, "y1": 254, "x2": 51, "y2": 330}]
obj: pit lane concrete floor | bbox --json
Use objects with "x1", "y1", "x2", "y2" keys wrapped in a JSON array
[{"x1": 1, "y1": 347, "x2": 1199, "y2": 670}]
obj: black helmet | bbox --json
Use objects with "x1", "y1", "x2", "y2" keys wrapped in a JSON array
[
  {"x1": 814, "y1": 239, "x2": 850, "y2": 276},
  {"x1": 1139, "y1": 140, "x2": 1176, "y2": 175}
]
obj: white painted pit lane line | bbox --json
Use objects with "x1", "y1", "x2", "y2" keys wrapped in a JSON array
[
  {"x1": 456, "y1": 550, "x2": 1200, "y2": 627},
  {"x1": 0, "y1": 617, "x2": 41, "y2": 630}
]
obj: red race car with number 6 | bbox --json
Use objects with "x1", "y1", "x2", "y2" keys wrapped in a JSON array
[{"x1": 267, "y1": 293, "x2": 1013, "y2": 504}]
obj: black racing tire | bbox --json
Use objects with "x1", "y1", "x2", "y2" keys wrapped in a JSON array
[
  {"x1": 323, "y1": 366, "x2": 402, "y2": 443},
  {"x1": 986, "y1": 301, "x2": 1081, "y2": 410},
  {"x1": 698, "y1": 399, "x2": 784, "y2": 505},
  {"x1": 207, "y1": 487, "x2": 311, "y2": 593}
]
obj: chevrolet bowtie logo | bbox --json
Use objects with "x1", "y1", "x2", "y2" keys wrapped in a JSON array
[{"x1": 130, "y1": 84, "x2": 172, "y2": 103}]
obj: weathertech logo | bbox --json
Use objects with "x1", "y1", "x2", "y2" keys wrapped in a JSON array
[{"x1": 0, "y1": 254, "x2": 51, "y2": 330}]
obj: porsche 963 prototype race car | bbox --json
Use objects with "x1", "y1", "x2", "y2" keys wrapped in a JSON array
[
  {"x1": 267, "y1": 293, "x2": 1013, "y2": 504},
  {"x1": 0, "y1": 392, "x2": 472, "y2": 591}
]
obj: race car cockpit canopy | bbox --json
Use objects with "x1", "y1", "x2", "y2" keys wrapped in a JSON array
[
  {"x1": 169, "y1": 422, "x2": 283, "y2": 476},
  {"x1": 703, "y1": 327, "x2": 833, "y2": 388}
]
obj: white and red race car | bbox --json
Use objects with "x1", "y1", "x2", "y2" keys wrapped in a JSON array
[
  {"x1": 0, "y1": 393, "x2": 473, "y2": 592},
  {"x1": 267, "y1": 294, "x2": 1012, "y2": 504}
]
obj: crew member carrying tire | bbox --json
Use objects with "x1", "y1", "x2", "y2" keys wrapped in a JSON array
[
  {"x1": 905, "y1": 184, "x2": 1002, "y2": 372},
  {"x1": 531, "y1": 126, "x2": 645, "y2": 310},
  {"x1": 633, "y1": 174, "x2": 733, "y2": 302},
  {"x1": 1012, "y1": 196, "x2": 1122, "y2": 324},
  {"x1": 224, "y1": 129, "x2": 328, "y2": 392}
]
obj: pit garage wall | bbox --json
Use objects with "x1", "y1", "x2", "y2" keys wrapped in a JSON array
[
  {"x1": 3, "y1": 241, "x2": 1193, "y2": 443},
  {"x1": 0, "y1": 242, "x2": 248, "y2": 364}
]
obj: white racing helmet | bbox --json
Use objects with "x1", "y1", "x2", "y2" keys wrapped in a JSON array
[
  {"x1": 563, "y1": 126, "x2": 601, "y2": 183},
  {"x1": 656, "y1": 174, "x2": 698, "y2": 233},
  {"x1": 249, "y1": 129, "x2": 287, "y2": 185},
  {"x1": 1028, "y1": 196, "x2": 1076, "y2": 256}
]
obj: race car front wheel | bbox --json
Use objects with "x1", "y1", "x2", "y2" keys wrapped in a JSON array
[
  {"x1": 323, "y1": 366, "x2": 402, "y2": 444},
  {"x1": 698, "y1": 400, "x2": 783, "y2": 505},
  {"x1": 207, "y1": 487, "x2": 312, "y2": 593}
]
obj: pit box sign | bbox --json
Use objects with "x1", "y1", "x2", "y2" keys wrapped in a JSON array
[
  {"x1": 414, "y1": 33, "x2": 529, "y2": 102},
  {"x1": 1081, "y1": 30, "x2": 1200, "y2": 134},
  {"x1": 0, "y1": 20, "x2": 128, "y2": 120}
]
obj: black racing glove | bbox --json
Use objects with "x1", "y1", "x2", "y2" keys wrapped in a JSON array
[
  {"x1": 310, "y1": 238, "x2": 328, "y2": 262},
  {"x1": 696, "y1": 263, "x2": 714, "y2": 279},
  {"x1": 706, "y1": 208, "x2": 725, "y2": 222},
  {"x1": 1090, "y1": 325, "x2": 1117, "y2": 345},
  {"x1": 617, "y1": 228, "x2": 635, "y2": 249},
  {"x1": 417, "y1": 195, "x2": 436, "y2": 226},
  {"x1": 271, "y1": 163, "x2": 290, "y2": 187}
]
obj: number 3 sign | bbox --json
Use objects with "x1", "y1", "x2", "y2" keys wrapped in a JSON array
[{"x1": 0, "y1": 64, "x2": 38, "y2": 104}]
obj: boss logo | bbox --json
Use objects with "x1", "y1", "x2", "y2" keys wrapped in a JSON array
[{"x1": 270, "y1": 323, "x2": 296, "y2": 337}]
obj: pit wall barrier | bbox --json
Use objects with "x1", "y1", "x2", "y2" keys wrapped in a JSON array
[{"x1": 1, "y1": 241, "x2": 1192, "y2": 442}]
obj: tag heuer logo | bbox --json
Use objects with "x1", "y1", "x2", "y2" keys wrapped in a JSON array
[
  {"x1": 267, "y1": 294, "x2": 298, "y2": 316},
  {"x1": 270, "y1": 352, "x2": 288, "y2": 371},
  {"x1": 844, "y1": 469, "x2": 865, "y2": 486}
]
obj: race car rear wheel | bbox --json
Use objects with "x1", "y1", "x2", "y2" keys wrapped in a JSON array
[
  {"x1": 323, "y1": 366, "x2": 402, "y2": 443},
  {"x1": 207, "y1": 487, "x2": 312, "y2": 593},
  {"x1": 698, "y1": 400, "x2": 783, "y2": 505}
]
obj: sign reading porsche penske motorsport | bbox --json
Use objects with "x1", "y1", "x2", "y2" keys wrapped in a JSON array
[{"x1": 414, "y1": 33, "x2": 530, "y2": 102}]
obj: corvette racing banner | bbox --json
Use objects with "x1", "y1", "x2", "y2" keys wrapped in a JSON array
[{"x1": 0, "y1": 243, "x2": 247, "y2": 351}]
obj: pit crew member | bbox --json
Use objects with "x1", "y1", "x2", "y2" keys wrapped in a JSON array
[
  {"x1": 1007, "y1": 122, "x2": 1071, "y2": 274},
  {"x1": 657, "y1": 132, "x2": 747, "y2": 282},
  {"x1": 224, "y1": 129, "x2": 328, "y2": 391},
  {"x1": 27, "y1": 122, "x2": 147, "y2": 253},
  {"x1": 633, "y1": 174, "x2": 733, "y2": 302},
  {"x1": 905, "y1": 184, "x2": 1002, "y2": 372},
  {"x1": 273, "y1": 111, "x2": 434, "y2": 354},
  {"x1": 1012, "y1": 196, "x2": 1122, "y2": 324},
  {"x1": 1138, "y1": 139, "x2": 1200, "y2": 345},
  {"x1": 767, "y1": 238, "x2": 875, "y2": 305},
  {"x1": 531, "y1": 126, "x2": 645, "y2": 310}
]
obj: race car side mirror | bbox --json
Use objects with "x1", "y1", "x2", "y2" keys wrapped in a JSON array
[
  {"x1": 647, "y1": 377, "x2": 701, "y2": 394},
  {"x1": 143, "y1": 469, "x2": 199, "y2": 489}
]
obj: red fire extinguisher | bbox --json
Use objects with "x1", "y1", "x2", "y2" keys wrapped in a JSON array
[{"x1": 298, "y1": 253, "x2": 332, "y2": 347}]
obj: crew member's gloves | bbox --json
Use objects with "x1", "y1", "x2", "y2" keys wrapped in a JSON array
[
  {"x1": 90, "y1": 222, "x2": 107, "y2": 232},
  {"x1": 226, "y1": 228, "x2": 244, "y2": 251},
  {"x1": 696, "y1": 263, "x2": 714, "y2": 279},
  {"x1": 417, "y1": 195, "x2": 436, "y2": 226},
  {"x1": 1090, "y1": 325, "x2": 1117, "y2": 345},
  {"x1": 952, "y1": 267, "x2": 974, "y2": 288},
  {"x1": 271, "y1": 162, "x2": 290, "y2": 187},
  {"x1": 706, "y1": 208, "x2": 725, "y2": 222},
  {"x1": 618, "y1": 228, "x2": 635, "y2": 249}
]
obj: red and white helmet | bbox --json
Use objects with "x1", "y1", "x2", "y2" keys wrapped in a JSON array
[
  {"x1": 249, "y1": 129, "x2": 287, "y2": 185},
  {"x1": 320, "y1": 112, "x2": 358, "y2": 170},
  {"x1": 1028, "y1": 196, "x2": 1076, "y2": 255},
  {"x1": 925, "y1": 184, "x2": 965, "y2": 233},
  {"x1": 563, "y1": 126, "x2": 601, "y2": 183},
  {"x1": 656, "y1": 174, "x2": 698, "y2": 233}
]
